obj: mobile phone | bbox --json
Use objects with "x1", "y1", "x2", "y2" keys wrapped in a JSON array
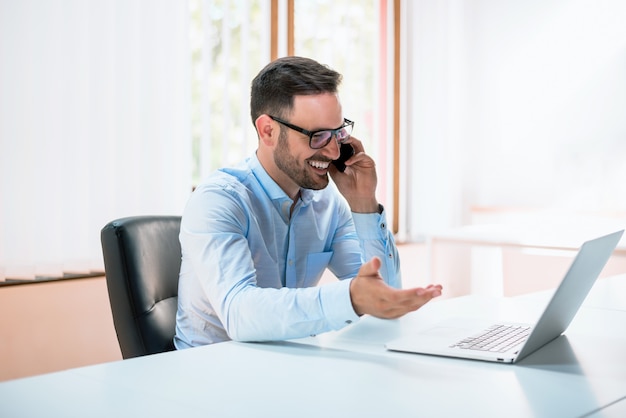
[{"x1": 331, "y1": 143, "x2": 354, "y2": 172}]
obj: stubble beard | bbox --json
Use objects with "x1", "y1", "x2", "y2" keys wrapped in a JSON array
[{"x1": 274, "y1": 129, "x2": 329, "y2": 191}]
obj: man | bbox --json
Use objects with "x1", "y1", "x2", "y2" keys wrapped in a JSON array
[{"x1": 174, "y1": 56, "x2": 442, "y2": 349}]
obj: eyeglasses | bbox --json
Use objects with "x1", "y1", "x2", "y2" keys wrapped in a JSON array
[{"x1": 269, "y1": 115, "x2": 354, "y2": 150}]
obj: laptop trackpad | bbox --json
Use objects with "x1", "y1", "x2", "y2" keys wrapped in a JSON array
[
  {"x1": 420, "y1": 317, "x2": 493, "y2": 340},
  {"x1": 416, "y1": 326, "x2": 474, "y2": 343},
  {"x1": 385, "y1": 318, "x2": 493, "y2": 353}
]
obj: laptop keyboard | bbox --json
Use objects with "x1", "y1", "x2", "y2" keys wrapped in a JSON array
[{"x1": 450, "y1": 324, "x2": 531, "y2": 353}]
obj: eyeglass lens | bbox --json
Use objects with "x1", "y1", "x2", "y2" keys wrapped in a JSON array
[{"x1": 310, "y1": 124, "x2": 353, "y2": 149}]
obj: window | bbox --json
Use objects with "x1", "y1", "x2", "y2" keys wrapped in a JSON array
[
  {"x1": 189, "y1": 0, "x2": 397, "y2": 229},
  {"x1": 0, "y1": 1, "x2": 399, "y2": 280},
  {"x1": 292, "y1": 0, "x2": 395, "y2": 221},
  {"x1": 189, "y1": 0, "x2": 269, "y2": 184}
]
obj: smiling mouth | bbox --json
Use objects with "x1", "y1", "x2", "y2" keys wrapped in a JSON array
[{"x1": 308, "y1": 160, "x2": 330, "y2": 170}]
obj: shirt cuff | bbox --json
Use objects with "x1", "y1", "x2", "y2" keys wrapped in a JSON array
[
  {"x1": 319, "y1": 278, "x2": 360, "y2": 329},
  {"x1": 351, "y1": 206, "x2": 389, "y2": 240}
]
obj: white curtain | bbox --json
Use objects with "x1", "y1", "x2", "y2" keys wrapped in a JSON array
[
  {"x1": 400, "y1": 0, "x2": 626, "y2": 240},
  {"x1": 0, "y1": 0, "x2": 191, "y2": 279}
]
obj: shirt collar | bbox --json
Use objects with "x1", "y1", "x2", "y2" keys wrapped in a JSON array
[
  {"x1": 249, "y1": 153, "x2": 289, "y2": 202},
  {"x1": 249, "y1": 152, "x2": 316, "y2": 208}
]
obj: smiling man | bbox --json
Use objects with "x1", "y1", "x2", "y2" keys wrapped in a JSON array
[{"x1": 174, "y1": 56, "x2": 442, "y2": 348}]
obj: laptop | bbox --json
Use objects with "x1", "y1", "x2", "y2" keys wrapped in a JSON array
[{"x1": 386, "y1": 229, "x2": 624, "y2": 363}]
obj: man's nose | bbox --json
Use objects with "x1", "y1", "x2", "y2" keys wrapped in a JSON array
[{"x1": 321, "y1": 135, "x2": 341, "y2": 160}]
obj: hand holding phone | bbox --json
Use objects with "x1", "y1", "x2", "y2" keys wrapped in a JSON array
[
  {"x1": 331, "y1": 143, "x2": 354, "y2": 172},
  {"x1": 330, "y1": 137, "x2": 379, "y2": 213}
]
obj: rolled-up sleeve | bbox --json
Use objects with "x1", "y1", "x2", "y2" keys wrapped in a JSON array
[{"x1": 351, "y1": 207, "x2": 401, "y2": 288}]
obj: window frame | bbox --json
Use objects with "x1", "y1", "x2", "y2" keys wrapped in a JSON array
[{"x1": 270, "y1": 0, "x2": 402, "y2": 234}]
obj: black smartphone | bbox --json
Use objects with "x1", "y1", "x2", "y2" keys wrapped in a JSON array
[{"x1": 331, "y1": 143, "x2": 354, "y2": 172}]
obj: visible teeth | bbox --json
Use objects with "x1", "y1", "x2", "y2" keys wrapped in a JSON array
[{"x1": 309, "y1": 160, "x2": 330, "y2": 169}]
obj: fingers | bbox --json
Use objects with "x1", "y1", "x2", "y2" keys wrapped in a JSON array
[
  {"x1": 335, "y1": 136, "x2": 375, "y2": 171},
  {"x1": 345, "y1": 136, "x2": 364, "y2": 154},
  {"x1": 358, "y1": 256, "x2": 382, "y2": 278},
  {"x1": 415, "y1": 284, "x2": 443, "y2": 297},
  {"x1": 349, "y1": 257, "x2": 385, "y2": 316},
  {"x1": 343, "y1": 151, "x2": 376, "y2": 171},
  {"x1": 349, "y1": 256, "x2": 443, "y2": 319},
  {"x1": 379, "y1": 285, "x2": 443, "y2": 319}
]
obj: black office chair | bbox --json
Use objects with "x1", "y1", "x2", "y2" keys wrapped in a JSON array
[{"x1": 101, "y1": 215, "x2": 182, "y2": 359}]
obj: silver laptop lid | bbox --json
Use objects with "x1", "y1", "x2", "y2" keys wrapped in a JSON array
[{"x1": 516, "y1": 229, "x2": 624, "y2": 361}]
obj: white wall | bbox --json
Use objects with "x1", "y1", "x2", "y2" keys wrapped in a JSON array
[
  {"x1": 402, "y1": 0, "x2": 626, "y2": 240},
  {"x1": 0, "y1": 1, "x2": 192, "y2": 278}
]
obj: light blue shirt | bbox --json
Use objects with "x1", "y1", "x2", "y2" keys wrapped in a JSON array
[{"x1": 174, "y1": 153, "x2": 401, "y2": 349}]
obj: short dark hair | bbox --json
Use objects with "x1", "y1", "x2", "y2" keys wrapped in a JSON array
[{"x1": 250, "y1": 56, "x2": 343, "y2": 124}]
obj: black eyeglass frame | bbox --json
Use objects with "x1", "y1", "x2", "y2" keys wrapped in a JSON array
[{"x1": 268, "y1": 115, "x2": 354, "y2": 150}]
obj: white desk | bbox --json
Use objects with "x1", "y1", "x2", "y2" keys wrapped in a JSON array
[{"x1": 2, "y1": 275, "x2": 626, "y2": 418}]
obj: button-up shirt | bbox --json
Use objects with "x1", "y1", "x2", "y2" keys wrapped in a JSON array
[{"x1": 174, "y1": 153, "x2": 401, "y2": 349}]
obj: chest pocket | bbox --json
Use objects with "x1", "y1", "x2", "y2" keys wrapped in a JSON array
[{"x1": 304, "y1": 251, "x2": 333, "y2": 287}]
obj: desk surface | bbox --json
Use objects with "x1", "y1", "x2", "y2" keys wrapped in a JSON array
[{"x1": 2, "y1": 275, "x2": 626, "y2": 418}]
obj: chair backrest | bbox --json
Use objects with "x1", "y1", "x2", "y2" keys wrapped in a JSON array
[{"x1": 101, "y1": 216, "x2": 182, "y2": 359}]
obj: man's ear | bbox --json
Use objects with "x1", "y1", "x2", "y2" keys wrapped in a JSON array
[{"x1": 255, "y1": 114, "x2": 277, "y2": 147}]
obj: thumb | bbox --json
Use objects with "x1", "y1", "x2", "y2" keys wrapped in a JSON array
[{"x1": 358, "y1": 256, "x2": 382, "y2": 277}]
